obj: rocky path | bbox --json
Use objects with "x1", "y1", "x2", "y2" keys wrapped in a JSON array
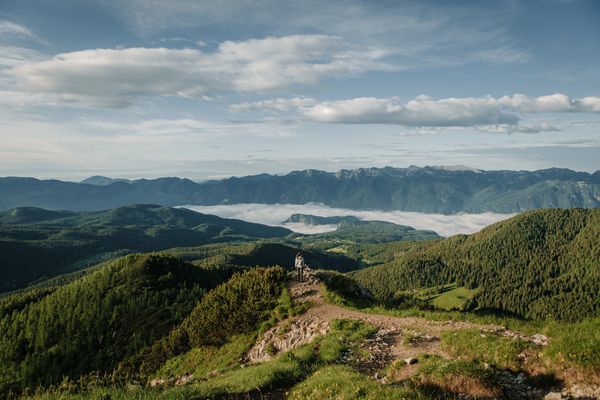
[
  {"x1": 246, "y1": 276, "x2": 543, "y2": 364},
  {"x1": 244, "y1": 275, "x2": 600, "y2": 399}
]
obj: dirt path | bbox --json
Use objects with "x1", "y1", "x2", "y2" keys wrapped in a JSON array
[
  {"x1": 246, "y1": 277, "x2": 538, "y2": 365},
  {"x1": 241, "y1": 276, "x2": 600, "y2": 399}
]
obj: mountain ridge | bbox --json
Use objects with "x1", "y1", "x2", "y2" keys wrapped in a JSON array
[{"x1": 1, "y1": 166, "x2": 599, "y2": 213}]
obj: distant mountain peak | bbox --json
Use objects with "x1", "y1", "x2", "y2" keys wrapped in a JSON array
[
  {"x1": 81, "y1": 176, "x2": 132, "y2": 186},
  {"x1": 435, "y1": 165, "x2": 483, "y2": 173}
]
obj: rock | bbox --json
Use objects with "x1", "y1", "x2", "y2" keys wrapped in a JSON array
[
  {"x1": 563, "y1": 383, "x2": 600, "y2": 398},
  {"x1": 175, "y1": 373, "x2": 194, "y2": 386},
  {"x1": 404, "y1": 357, "x2": 418, "y2": 365},
  {"x1": 149, "y1": 378, "x2": 165, "y2": 388},
  {"x1": 544, "y1": 392, "x2": 562, "y2": 400},
  {"x1": 531, "y1": 334, "x2": 549, "y2": 346}
]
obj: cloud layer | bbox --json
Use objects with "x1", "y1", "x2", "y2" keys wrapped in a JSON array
[
  {"x1": 299, "y1": 94, "x2": 600, "y2": 128},
  {"x1": 11, "y1": 35, "x2": 390, "y2": 107},
  {"x1": 181, "y1": 203, "x2": 514, "y2": 237}
]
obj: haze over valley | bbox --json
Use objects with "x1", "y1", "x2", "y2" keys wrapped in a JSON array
[{"x1": 181, "y1": 202, "x2": 514, "y2": 236}]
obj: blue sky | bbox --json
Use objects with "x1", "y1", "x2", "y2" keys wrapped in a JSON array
[{"x1": 0, "y1": 0, "x2": 599, "y2": 180}]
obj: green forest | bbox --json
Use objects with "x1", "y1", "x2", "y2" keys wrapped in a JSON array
[{"x1": 350, "y1": 208, "x2": 600, "y2": 321}]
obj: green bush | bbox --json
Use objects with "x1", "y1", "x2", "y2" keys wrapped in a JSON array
[{"x1": 185, "y1": 266, "x2": 286, "y2": 346}]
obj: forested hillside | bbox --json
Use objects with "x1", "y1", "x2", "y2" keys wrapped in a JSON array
[
  {"x1": 306, "y1": 220, "x2": 440, "y2": 243},
  {"x1": 0, "y1": 254, "x2": 232, "y2": 395},
  {"x1": 0, "y1": 255, "x2": 285, "y2": 397},
  {"x1": 351, "y1": 208, "x2": 600, "y2": 321},
  {"x1": 0, "y1": 204, "x2": 291, "y2": 292},
  {"x1": 1, "y1": 166, "x2": 599, "y2": 213}
]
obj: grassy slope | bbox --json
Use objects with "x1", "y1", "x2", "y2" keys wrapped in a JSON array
[{"x1": 427, "y1": 283, "x2": 479, "y2": 310}]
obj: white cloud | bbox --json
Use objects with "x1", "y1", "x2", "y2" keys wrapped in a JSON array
[
  {"x1": 498, "y1": 93, "x2": 600, "y2": 113},
  {"x1": 480, "y1": 122, "x2": 560, "y2": 134},
  {"x1": 10, "y1": 35, "x2": 391, "y2": 108},
  {"x1": 229, "y1": 97, "x2": 316, "y2": 112},
  {"x1": 180, "y1": 203, "x2": 514, "y2": 237},
  {"x1": 303, "y1": 96, "x2": 519, "y2": 127},
  {"x1": 299, "y1": 94, "x2": 600, "y2": 127}
]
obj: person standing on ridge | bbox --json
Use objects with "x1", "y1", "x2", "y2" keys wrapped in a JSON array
[{"x1": 295, "y1": 252, "x2": 306, "y2": 282}]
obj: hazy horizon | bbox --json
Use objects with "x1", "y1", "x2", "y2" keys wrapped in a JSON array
[{"x1": 2, "y1": 163, "x2": 599, "y2": 183}]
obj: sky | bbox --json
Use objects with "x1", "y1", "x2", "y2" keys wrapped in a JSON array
[{"x1": 0, "y1": 0, "x2": 599, "y2": 181}]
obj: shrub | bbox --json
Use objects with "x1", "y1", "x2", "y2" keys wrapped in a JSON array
[{"x1": 185, "y1": 266, "x2": 286, "y2": 347}]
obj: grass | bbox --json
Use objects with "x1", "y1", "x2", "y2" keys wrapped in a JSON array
[
  {"x1": 325, "y1": 246, "x2": 348, "y2": 254},
  {"x1": 544, "y1": 317, "x2": 600, "y2": 371},
  {"x1": 426, "y1": 283, "x2": 478, "y2": 310},
  {"x1": 257, "y1": 282, "x2": 307, "y2": 336},
  {"x1": 441, "y1": 329, "x2": 532, "y2": 371},
  {"x1": 411, "y1": 355, "x2": 503, "y2": 398},
  {"x1": 318, "y1": 319, "x2": 377, "y2": 363},
  {"x1": 323, "y1": 292, "x2": 545, "y2": 335},
  {"x1": 154, "y1": 334, "x2": 255, "y2": 379},
  {"x1": 169, "y1": 318, "x2": 376, "y2": 398},
  {"x1": 287, "y1": 365, "x2": 427, "y2": 400},
  {"x1": 26, "y1": 319, "x2": 378, "y2": 400},
  {"x1": 174, "y1": 345, "x2": 315, "y2": 398}
]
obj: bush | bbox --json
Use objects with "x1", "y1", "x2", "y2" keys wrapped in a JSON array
[{"x1": 185, "y1": 266, "x2": 286, "y2": 346}]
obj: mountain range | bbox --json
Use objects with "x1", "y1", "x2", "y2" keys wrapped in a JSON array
[{"x1": 1, "y1": 166, "x2": 599, "y2": 213}]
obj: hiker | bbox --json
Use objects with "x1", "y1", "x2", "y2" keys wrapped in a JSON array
[{"x1": 295, "y1": 252, "x2": 306, "y2": 282}]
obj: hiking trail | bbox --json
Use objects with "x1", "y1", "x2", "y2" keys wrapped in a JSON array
[{"x1": 244, "y1": 273, "x2": 599, "y2": 400}]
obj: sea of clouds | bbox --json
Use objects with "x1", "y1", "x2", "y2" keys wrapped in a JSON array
[{"x1": 180, "y1": 203, "x2": 515, "y2": 237}]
